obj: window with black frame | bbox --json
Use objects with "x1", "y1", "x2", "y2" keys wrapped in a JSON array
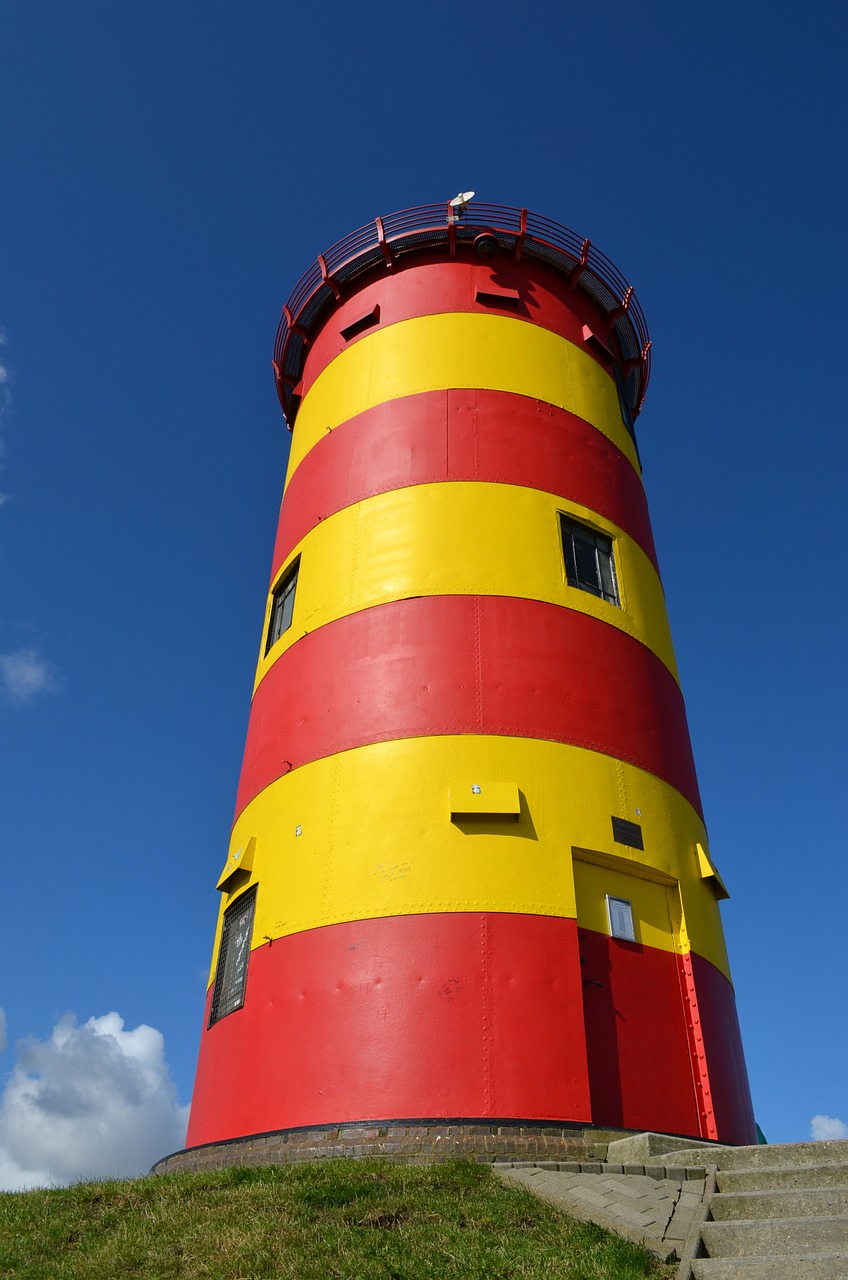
[
  {"x1": 560, "y1": 516, "x2": 619, "y2": 607},
  {"x1": 209, "y1": 886, "x2": 257, "y2": 1026},
  {"x1": 266, "y1": 558, "x2": 299, "y2": 653}
]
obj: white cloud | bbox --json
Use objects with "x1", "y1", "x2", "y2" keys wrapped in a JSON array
[
  {"x1": 810, "y1": 1114, "x2": 848, "y2": 1141},
  {"x1": 0, "y1": 1012, "x2": 189, "y2": 1190},
  {"x1": 0, "y1": 649, "x2": 59, "y2": 704}
]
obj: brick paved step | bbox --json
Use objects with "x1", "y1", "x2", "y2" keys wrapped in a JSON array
[
  {"x1": 717, "y1": 1164, "x2": 848, "y2": 1192},
  {"x1": 691, "y1": 1256, "x2": 848, "y2": 1279},
  {"x1": 659, "y1": 1139, "x2": 848, "y2": 1170},
  {"x1": 709, "y1": 1186, "x2": 848, "y2": 1220},
  {"x1": 700, "y1": 1215, "x2": 848, "y2": 1256}
]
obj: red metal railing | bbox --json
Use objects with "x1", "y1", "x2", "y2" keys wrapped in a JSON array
[{"x1": 273, "y1": 201, "x2": 651, "y2": 427}]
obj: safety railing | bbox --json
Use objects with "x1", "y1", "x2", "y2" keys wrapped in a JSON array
[{"x1": 273, "y1": 201, "x2": 651, "y2": 427}]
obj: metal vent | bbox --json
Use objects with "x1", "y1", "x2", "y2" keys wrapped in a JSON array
[
  {"x1": 334, "y1": 247, "x2": 384, "y2": 284},
  {"x1": 521, "y1": 239, "x2": 576, "y2": 275},
  {"x1": 299, "y1": 283, "x2": 336, "y2": 330},
  {"x1": 391, "y1": 230, "x2": 449, "y2": 256},
  {"x1": 209, "y1": 885, "x2": 257, "y2": 1027},
  {"x1": 614, "y1": 314, "x2": 640, "y2": 360},
  {"x1": 611, "y1": 817, "x2": 644, "y2": 850},
  {"x1": 624, "y1": 365, "x2": 642, "y2": 405},
  {"x1": 577, "y1": 270, "x2": 618, "y2": 314},
  {"x1": 282, "y1": 332, "x2": 304, "y2": 380}
]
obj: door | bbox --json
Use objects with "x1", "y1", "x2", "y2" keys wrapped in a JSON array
[{"x1": 573, "y1": 857, "x2": 699, "y2": 1135}]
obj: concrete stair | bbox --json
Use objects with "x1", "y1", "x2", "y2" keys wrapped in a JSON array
[
  {"x1": 659, "y1": 1138, "x2": 848, "y2": 1279},
  {"x1": 690, "y1": 1263, "x2": 848, "y2": 1279}
]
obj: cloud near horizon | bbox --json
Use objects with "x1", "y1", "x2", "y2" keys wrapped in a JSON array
[
  {"x1": 0, "y1": 649, "x2": 59, "y2": 705},
  {"x1": 0, "y1": 1011, "x2": 188, "y2": 1191},
  {"x1": 810, "y1": 1114, "x2": 848, "y2": 1141}
]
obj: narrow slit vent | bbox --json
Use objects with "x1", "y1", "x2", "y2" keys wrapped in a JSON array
[
  {"x1": 476, "y1": 286, "x2": 521, "y2": 309},
  {"x1": 341, "y1": 305, "x2": 380, "y2": 341}
]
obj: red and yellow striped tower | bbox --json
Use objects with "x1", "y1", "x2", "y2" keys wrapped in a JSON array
[{"x1": 183, "y1": 201, "x2": 755, "y2": 1160}]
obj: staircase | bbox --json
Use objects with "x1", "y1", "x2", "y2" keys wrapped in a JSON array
[{"x1": 661, "y1": 1138, "x2": 848, "y2": 1278}]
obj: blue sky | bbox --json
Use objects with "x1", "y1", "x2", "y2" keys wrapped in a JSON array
[{"x1": 1, "y1": 0, "x2": 846, "y2": 1185}]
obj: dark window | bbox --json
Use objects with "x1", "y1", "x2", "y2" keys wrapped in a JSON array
[
  {"x1": 561, "y1": 517, "x2": 619, "y2": 606},
  {"x1": 611, "y1": 816, "x2": 644, "y2": 850},
  {"x1": 266, "y1": 558, "x2": 299, "y2": 653},
  {"x1": 209, "y1": 886, "x2": 257, "y2": 1026}
]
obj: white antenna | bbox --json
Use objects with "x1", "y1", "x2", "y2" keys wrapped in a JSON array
[{"x1": 449, "y1": 190, "x2": 475, "y2": 215}]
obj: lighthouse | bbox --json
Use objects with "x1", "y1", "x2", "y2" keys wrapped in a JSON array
[{"x1": 182, "y1": 200, "x2": 755, "y2": 1161}]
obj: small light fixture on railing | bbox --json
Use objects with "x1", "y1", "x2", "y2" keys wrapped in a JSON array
[{"x1": 449, "y1": 190, "x2": 475, "y2": 217}]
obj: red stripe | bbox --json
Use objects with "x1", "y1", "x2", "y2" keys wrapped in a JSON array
[
  {"x1": 187, "y1": 914, "x2": 752, "y2": 1148},
  {"x1": 578, "y1": 925, "x2": 700, "y2": 1136},
  {"x1": 187, "y1": 913, "x2": 592, "y2": 1147},
  {"x1": 236, "y1": 597, "x2": 701, "y2": 819},
  {"x1": 299, "y1": 258, "x2": 622, "y2": 397},
  {"x1": 274, "y1": 390, "x2": 658, "y2": 579},
  {"x1": 688, "y1": 951, "x2": 757, "y2": 1144}
]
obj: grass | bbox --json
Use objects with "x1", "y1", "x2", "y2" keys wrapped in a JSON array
[{"x1": 0, "y1": 1159, "x2": 676, "y2": 1280}]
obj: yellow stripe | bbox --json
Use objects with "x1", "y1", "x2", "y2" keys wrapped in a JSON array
[
  {"x1": 209, "y1": 736, "x2": 730, "y2": 984},
  {"x1": 285, "y1": 313, "x2": 640, "y2": 488},
  {"x1": 256, "y1": 482, "x2": 678, "y2": 691}
]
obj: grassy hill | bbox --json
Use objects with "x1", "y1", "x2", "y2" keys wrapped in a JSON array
[{"x1": 0, "y1": 1159, "x2": 674, "y2": 1279}]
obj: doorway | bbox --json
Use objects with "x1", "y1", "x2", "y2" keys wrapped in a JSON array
[{"x1": 573, "y1": 854, "x2": 699, "y2": 1135}]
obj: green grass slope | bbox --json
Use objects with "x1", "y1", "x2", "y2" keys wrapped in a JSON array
[{"x1": 0, "y1": 1159, "x2": 674, "y2": 1279}]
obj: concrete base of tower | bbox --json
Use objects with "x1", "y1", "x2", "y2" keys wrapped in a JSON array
[{"x1": 151, "y1": 1119, "x2": 725, "y2": 1176}]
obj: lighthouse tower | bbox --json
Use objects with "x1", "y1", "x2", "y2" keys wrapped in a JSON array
[{"x1": 182, "y1": 200, "x2": 755, "y2": 1162}]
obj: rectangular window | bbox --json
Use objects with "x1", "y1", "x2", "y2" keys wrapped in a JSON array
[
  {"x1": 560, "y1": 516, "x2": 619, "y2": 606},
  {"x1": 266, "y1": 558, "x2": 299, "y2": 653},
  {"x1": 209, "y1": 886, "x2": 257, "y2": 1026},
  {"x1": 606, "y1": 894, "x2": 636, "y2": 942}
]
